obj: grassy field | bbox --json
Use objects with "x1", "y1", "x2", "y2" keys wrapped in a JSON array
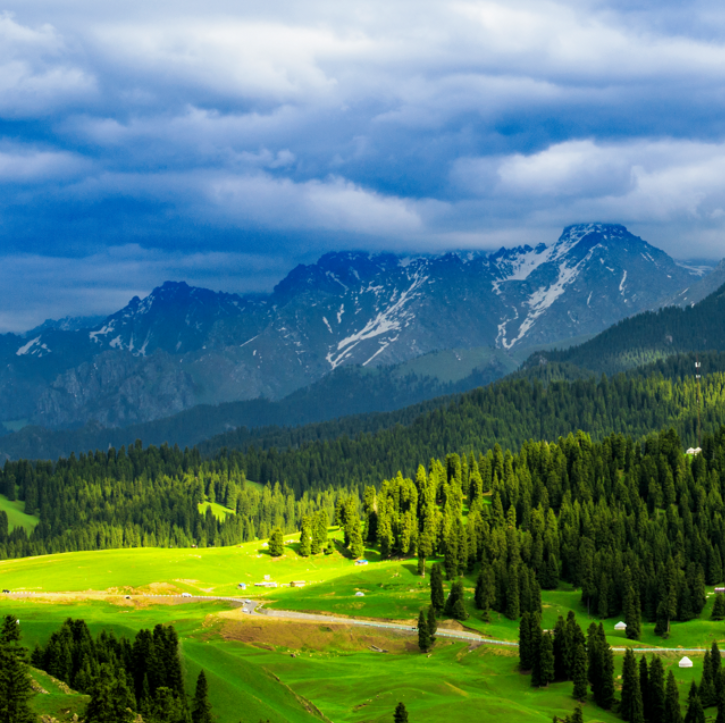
[
  {"x1": 0, "y1": 594, "x2": 713, "y2": 723},
  {"x1": 2, "y1": 538, "x2": 724, "y2": 722},
  {"x1": 0, "y1": 493, "x2": 39, "y2": 533}
]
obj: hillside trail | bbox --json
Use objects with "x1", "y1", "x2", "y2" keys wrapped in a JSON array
[{"x1": 4, "y1": 591, "x2": 712, "y2": 654}]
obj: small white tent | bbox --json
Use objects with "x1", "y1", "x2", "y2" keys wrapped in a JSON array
[
  {"x1": 679, "y1": 657, "x2": 694, "y2": 668},
  {"x1": 614, "y1": 621, "x2": 627, "y2": 631}
]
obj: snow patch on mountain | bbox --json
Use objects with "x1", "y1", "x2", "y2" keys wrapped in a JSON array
[
  {"x1": 16, "y1": 336, "x2": 48, "y2": 356},
  {"x1": 326, "y1": 270, "x2": 428, "y2": 369}
]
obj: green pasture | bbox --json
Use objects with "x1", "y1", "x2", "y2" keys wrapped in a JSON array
[
  {"x1": 0, "y1": 493, "x2": 39, "y2": 533},
  {"x1": 0, "y1": 596, "x2": 713, "y2": 723},
  {"x1": 0, "y1": 532, "x2": 401, "y2": 596}
]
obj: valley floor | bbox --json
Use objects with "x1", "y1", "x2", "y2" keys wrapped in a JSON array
[{"x1": 0, "y1": 536, "x2": 721, "y2": 722}]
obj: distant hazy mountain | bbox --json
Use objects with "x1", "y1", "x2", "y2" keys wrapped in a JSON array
[{"x1": 0, "y1": 223, "x2": 700, "y2": 430}]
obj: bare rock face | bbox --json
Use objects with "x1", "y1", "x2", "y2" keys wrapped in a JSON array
[{"x1": 0, "y1": 224, "x2": 704, "y2": 429}]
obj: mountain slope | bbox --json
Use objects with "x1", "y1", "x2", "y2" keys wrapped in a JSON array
[
  {"x1": 0, "y1": 223, "x2": 700, "y2": 429},
  {"x1": 532, "y1": 281, "x2": 725, "y2": 374}
]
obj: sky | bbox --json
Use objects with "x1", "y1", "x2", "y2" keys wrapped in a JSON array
[{"x1": 2, "y1": 0, "x2": 725, "y2": 332}]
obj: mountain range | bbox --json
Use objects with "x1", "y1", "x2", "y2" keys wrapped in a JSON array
[{"x1": 0, "y1": 223, "x2": 707, "y2": 434}]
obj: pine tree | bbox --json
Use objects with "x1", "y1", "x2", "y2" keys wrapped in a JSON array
[
  {"x1": 530, "y1": 616, "x2": 544, "y2": 687},
  {"x1": 684, "y1": 686, "x2": 705, "y2": 723},
  {"x1": 427, "y1": 605, "x2": 437, "y2": 644},
  {"x1": 417, "y1": 610, "x2": 430, "y2": 652},
  {"x1": 713, "y1": 595, "x2": 725, "y2": 621},
  {"x1": 571, "y1": 640, "x2": 588, "y2": 702},
  {"x1": 569, "y1": 705, "x2": 584, "y2": 723},
  {"x1": 625, "y1": 585, "x2": 642, "y2": 641},
  {"x1": 444, "y1": 579, "x2": 468, "y2": 621},
  {"x1": 665, "y1": 670, "x2": 683, "y2": 723},
  {"x1": 84, "y1": 664, "x2": 115, "y2": 723},
  {"x1": 538, "y1": 632, "x2": 555, "y2": 688},
  {"x1": 700, "y1": 651, "x2": 715, "y2": 708},
  {"x1": 430, "y1": 563, "x2": 445, "y2": 612},
  {"x1": 299, "y1": 516, "x2": 312, "y2": 557},
  {"x1": 713, "y1": 642, "x2": 723, "y2": 687},
  {"x1": 191, "y1": 670, "x2": 213, "y2": 723},
  {"x1": 505, "y1": 563, "x2": 520, "y2": 620},
  {"x1": 475, "y1": 567, "x2": 494, "y2": 620},
  {"x1": 639, "y1": 655, "x2": 650, "y2": 723},
  {"x1": 519, "y1": 612, "x2": 533, "y2": 671},
  {"x1": 552, "y1": 616, "x2": 567, "y2": 682},
  {"x1": 717, "y1": 668, "x2": 725, "y2": 723},
  {"x1": 0, "y1": 615, "x2": 35, "y2": 723},
  {"x1": 649, "y1": 656, "x2": 666, "y2": 723},
  {"x1": 350, "y1": 516, "x2": 365, "y2": 559},
  {"x1": 268, "y1": 527, "x2": 284, "y2": 557},
  {"x1": 621, "y1": 648, "x2": 644, "y2": 723},
  {"x1": 394, "y1": 702, "x2": 409, "y2": 723}
]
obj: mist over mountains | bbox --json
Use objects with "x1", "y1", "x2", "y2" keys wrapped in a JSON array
[{"x1": 0, "y1": 224, "x2": 705, "y2": 434}]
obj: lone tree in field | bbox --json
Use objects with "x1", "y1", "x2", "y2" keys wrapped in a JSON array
[
  {"x1": 426, "y1": 605, "x2": 437, "y2": 645},
  {"x1": 712, "y1": 594, "x2": 725, "y2": 620},
  {"x1": 268, "y1": 527, "x2": 284, "y2": 557},
  {"x1": 417, "y1": 610, "x2": 430, "y2": 652},
  {"x1": 393, "y1": 702, "x2": 409, "y2": 723},
  {"x1": 430, "y1": 563, "x2": 445, "y2": 612},
  {"x1": 191, "y1": 670, "x2": 213, "y2": 723}
]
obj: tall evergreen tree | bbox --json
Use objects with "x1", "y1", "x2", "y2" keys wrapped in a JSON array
[
  {"x1": 427, "y1": 605, "x2": 437, "y2": 644},
  {"x1": 621, "y1": 649, "x2": 644, "y2": 723},
  {"x1": 700, "y1": 651, "x2": 715, "y2": 708},
  {"x1": 299, "y1": 516, "x2": 312, "y2": 557},
  {"x1": 665, "y1": 670, "x2": 683, "y2": 723},
  {"x1": 417, "y1": 610, "x2": 430, "y2": 653},
  {"x1": 649, "y1": 656, "x2": 666, "y2": 723},
  {"x1": 538, "y1": 632, "x2": 555, "y2": 688},
  {"x1": 713, "y1": 595, "x2": 725, "y2": 621},
  {"x1": 191, "y1": 670, "x2": 213, "y2": 723},
  {"x1": 519, "y1": 613, "x2": 533, "y2": 671},
  {"x1": 684, "y1": 684, "x2": 705, "y2": 723},
  {"x1": 0, "y1": 619, "x2": 35, "y2": 723},
  {"x1": 430, "y1": 563, "x2": 445, "y2": 612},
  {"x1": 268, "y1": 527, "x2": 284, "y2": 557},
  {"x1": 571, "y1": 640, "x2": 588, "y2": 702},
  {"x1": 639, "y1": 655, "x2": 650, "y2": 723}
]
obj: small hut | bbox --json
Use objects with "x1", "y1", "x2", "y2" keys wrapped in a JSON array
[
  {"x1": 679, "y1": 657, "x2": 694, "y2": 668},
  {"x1": 614, "y1": 621, "x2": 627, "y2": 631}
]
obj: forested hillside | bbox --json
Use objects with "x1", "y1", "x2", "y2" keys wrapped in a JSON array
[
  {"x1": 0, "y1": 355, "x2": 724, "y2": 566},
  {"x1": 536, "y1": 282, "x2": 725, "y2": 374}
]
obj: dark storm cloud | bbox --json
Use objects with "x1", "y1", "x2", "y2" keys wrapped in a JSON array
[{"x1": 2, "y1": 0, "x2": 725, "y2": 330}]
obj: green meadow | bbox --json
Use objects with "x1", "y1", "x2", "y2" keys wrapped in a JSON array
[
  {"x1": 2, "y1": 538, "x2": 725, "y2": 722},
  {"x1": 0, "y1": 493, "x2": 39, "y2": 533}
]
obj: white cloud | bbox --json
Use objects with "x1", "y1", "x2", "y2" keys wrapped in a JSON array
[{"x1": 0, "y1": 12, "x2": 95, "y2": 115}]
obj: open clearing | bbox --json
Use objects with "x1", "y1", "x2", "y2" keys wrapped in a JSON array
[{"x1": 0, "y1": 493, "x2": 39, "y2": 533}]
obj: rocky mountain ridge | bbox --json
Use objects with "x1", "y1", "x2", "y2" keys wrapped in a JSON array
[{"x1": 0, "y1": 223, "x2": 704, "y2": 429}]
